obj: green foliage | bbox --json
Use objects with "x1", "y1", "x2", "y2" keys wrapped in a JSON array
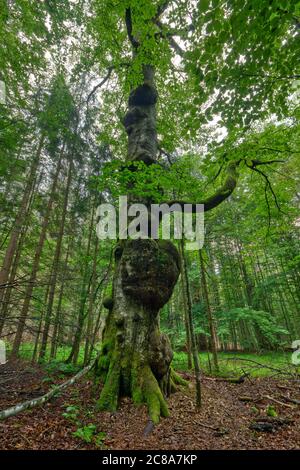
[
  {"x1": 41, "y1": 376, "x2": 55, "y2": 384},
  {"x1": 97, "y1": 156, "x2": 206, "y2": 204},
  {"x1": 266, "y1": 405, "x2": 278, "y2": 417},
  {"x1": 62, "y1": 405, "x2": 80, "y2": 423},
  {"x1": 217, "y1": 307, "x2": 289, "y2": 349},
  {"x1": 1, "y1": 0, "x2": 300, "y2": 412},
  {"x1": 172, "y1": 351, "x2": 299, "y2": 378},
  {"x1": 45, "y1": 361, "x2": 80, "y2": 376},
  {"x1": 73, "y1": 424, "x2": 96, "y2": 442},
  {"x1": 73, "y1": 424, "x2": 106, "y2": 447},
  {"x1": 250, "y1": 406, "x2": 259, "y2": 415},
  {"x1": 89, "y1": 0, "x2": 299, "y2": 156}
]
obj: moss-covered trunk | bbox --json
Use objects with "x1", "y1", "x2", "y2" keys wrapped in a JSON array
[
  {"x1": 96, "y1": 239, "x2": 186, "y2": 423},
  {"x1": 95, "y1": 63, "x2": 186, "y2": 423}
]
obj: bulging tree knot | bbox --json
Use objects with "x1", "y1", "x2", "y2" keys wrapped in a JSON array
[
  {"x1": 128, "y1": 83, "x2": 158, "y2": 107},
  {"x1": 149, "y1": 331, "x2": 173, "y2": 379},
  {"x1": 120, "y1": 239, "x2": 180, "y2": 310},
  {"x1": 103, "y1": 296, "x2": 114, "y2": 310}
]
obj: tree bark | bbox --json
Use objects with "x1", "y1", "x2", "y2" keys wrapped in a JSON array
[
  {"x1": 96, "y1": 238, "x2": 182, "y2": 423},
  {"x1": 0, "y1": 160, "x2": 43, "y2": 335},
  {"x1": 10, "y1": 147, "x2": 64, "y2": 358},
  {"x1": 180, "y1": 266, "x2": 193, "y2": 369},
  {"x1": 95, "y1": 64, "x2": 185, "y2": 423},
  {"x1": 84, "y1": 236, "x2": 99, "y2": 365},
  {"x1": 0, "y1": 134, "x2": 44, "y2": 296},
  {"x1": 180, "y1": 240, "x2": 201, "y2": 407},
  {"x1": 39, "y1": 158, "x2": 72, "y2": 360},
  {"x1": 199, "y1": 249, "x2": 219, "y2": 372},
  {"x1": 50, "y1": 236, "x2": 72, "y2": 358}
]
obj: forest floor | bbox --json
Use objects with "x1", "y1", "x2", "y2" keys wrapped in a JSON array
[{"x1": 0, "y1": 359, "x2": 299, "y2": 450}]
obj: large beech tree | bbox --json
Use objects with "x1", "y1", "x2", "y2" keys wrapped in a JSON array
[
  {"x1": 90, "y1": 0, "x2": 298, "y2": 423},
  {"x1": 0, "y1": 0, "x2": 298, "y2": 425}
]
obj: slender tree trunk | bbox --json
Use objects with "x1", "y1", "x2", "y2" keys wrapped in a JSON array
[
  {"x1": 84, "y1": 236, "x2": 99, "y2": 365},
  {"x1": 95, "y1": 66, "x2": 184, "y2": 424},
  {"x1": 0, "y1": 224, "x2": 28, "y2": 335},
  {"x1": 0, "y1": 135, "x2": 44, "y2": 296},
  {"x1": 66, "y1": 203, "x2": 95, "y2": 364},
  {"x1": 0, "y1": 165, "x2": 43, "y2": 335},
  {"x1": 180, "y1": 268, "x2": 193, "y2": 369},
  {"x1": 180, "y1": 240, "x2": 201, "y2": 407},
  {"x1": 39, "y1": 158, "x2": 72, "y2": 360},
  {"x1": 199, "y1": 249, "x2": 219, "y2": 372},
  {"x1": 10, "y1": 147, "x2": 64, "y2": 358},
  {"x1": 50, "y1": 237, "x2": 72, "y2": 358},
  {"x1": 31, "y1": 264, "x2": 53, "y2": 363},
  {"x1": 89, "y1": 264, "x2": 112, "y2": 358}
]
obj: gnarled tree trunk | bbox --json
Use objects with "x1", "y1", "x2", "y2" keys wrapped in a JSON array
[
  {"x1": 95, "y1": 66, "x2": 186, "y2": 423},
  {"x1": 96, "y1": 239, "x2": 182, "y2": 423}
]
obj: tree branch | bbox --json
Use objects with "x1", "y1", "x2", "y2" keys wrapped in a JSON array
[
  {"x1": 125, "y1": 8, "x2": 139, "y2": 51},
  {"x1": 165, "y1": 158, "x2": 284, "y2": 213},
  {"x1": 154, "y1": 0, "x2": 171, "y2": 20},
  {"x1": 155, "y1": 19, "x2": 186, "y2": 57},
  {"x1": 166, "y1": 160, "x2": 241, "y2": 212},
  {"x1": 245, "y1": 161, "x2": 285, "y2": 215},
  {"x1": 0, "y1": 355, "x2": 99, "y2": 421},
  {"x1": 155, "y1": 23, "x2": 195, "y2": 40},
  {"x1": 86, "y1": 67, "x2": 113, "y2": 107}
]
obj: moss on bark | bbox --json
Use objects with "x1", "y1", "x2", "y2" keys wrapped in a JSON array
[{"x1": 95, "y1": 239, "x2": 186, "y2": 423}]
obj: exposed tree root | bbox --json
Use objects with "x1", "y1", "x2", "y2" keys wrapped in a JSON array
[
  {"x1": 96, "y1": 349, "x2": 188, "y2": 424},
  {"x1": 97, "y1": 357, "x2": 121, "y2": 412},
  {"x1": 97, "y1": 360, "x2": 185, "y2": 424}
]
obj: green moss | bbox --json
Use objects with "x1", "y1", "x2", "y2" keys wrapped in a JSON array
[
  {"x1": 170, "y1": 368, "x2": 188, "y2": 387},
  {"x1": 142, "y1": 366, "x2": 169, "y2": 424},
  {"x1": 97, "y1": 359, "x2": 121, "y2": 411},
  {"x1": 97, "y1": 354, "x2": 110, "y2": 372},
  {"x1": 131, "y1": 362, "x2": 144, "y2": 405},
  {"x1": 101, "y1": 339, "x2": 113, "y2": 355},
  {"x1": 95, "y1": 338, "x2": 115, "y2": 383}
]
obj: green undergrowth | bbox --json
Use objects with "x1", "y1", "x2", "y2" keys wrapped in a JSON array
[
  {"x1": 172, "y1": 350, "x2": 300, "y2": 378},
  {"x1": 5, "y1": 341, "x2": 299, "y2": 379}
]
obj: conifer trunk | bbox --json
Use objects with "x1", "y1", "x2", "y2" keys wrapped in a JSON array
[
  {"x1": 39, "y1": 158, "x2": 72, "y2": 359},
  {"x1": 0, "y1": 135, "x2": 44, "y2": 296},
  {"x1": 11, "y1": 147, "x2": 64, "y2": 358}
]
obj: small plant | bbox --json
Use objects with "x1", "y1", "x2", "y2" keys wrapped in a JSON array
[
  {"x1": 73, "y1": 424, "x2": 96, "y2": 443},
  {"x1": 73, "y1": 424, "x2": 106, "y2": 448},
  {"x1": 266, "y1": 405, "x2": 277, "y2": 417},
  {"x1": 42, "y1": 376, "x2": 55, "y2": 384},
  {"x1": 45, "y1": 360, "x2": 79, "y2": 376},
  {"x1": 62, "y1": 405, "x2": 80, "y2": 423},
  {"x1": 94, "y1": 432, "x2": 107, "y2": 448},
  {"x1": 250, "y1": 406, "x2": 259, "y2": 415}
]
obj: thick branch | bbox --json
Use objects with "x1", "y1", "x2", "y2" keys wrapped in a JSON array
[
  {"x1": 125, "y1": 8, "x2": 139, "y2": 51},
  {"x1": 167, "y1": 160, "x2": 240, "y2": 212},
  {"x1": 165, "y1": 158, "x2": 284, "y2": 213}
]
